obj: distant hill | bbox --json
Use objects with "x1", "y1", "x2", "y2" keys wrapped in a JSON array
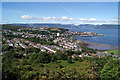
[
  {"x1": 78, "y1": 24, "x2": 98, "y2": 28},
  {"x1": 10, "y1": 23, "x2": 119, "y2": 29},
  {"x1": 95, "y1": 24, "x2": 119, "y2": 29},
  {"x1": 78, "y1": 24, "x2": 119, "y2": 29},
  {"x1": 12, "y1": 23, "x2": 77, "y2": 28},
  {"x1": 2, "y1": 24, "x2": 26, "y2": 31}
]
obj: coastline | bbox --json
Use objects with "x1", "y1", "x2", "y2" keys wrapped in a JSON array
[{"x1": 77, "y1": 40, "x2": 118, "y2": 51}]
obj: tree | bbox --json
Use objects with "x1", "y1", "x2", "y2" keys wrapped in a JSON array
[
  {"x1": 16, "y1": 47, "x2": 24, "y2": 52},
  {"x1": 51, "y1": 55, "x2": 57, "y2": 62},
  {"x1": 100, "y1": 60, "x2": 119, "y2": 79},
  {"x1": 2, "y1": 44, "x2": 12, "y2": 51},
  {"x1": 25, "y1": 47, "x2": 40, "y2": 54},
  {"x1": 2, "y1": 52, "x2": 21, "y2": 80},
  {"x1": 75, "y1": 51, "x2": 82, "y2": 55},
  {"x1": 66, "y1": 50, "x2": 74, "y2": 56},
  {"x1": 25, "y1": 48, "x2": 31, "y2": 54},
  {"x1": 67, "y1": 56, "x2": 72, "y2": 63},
  {"x1": 111, "y1": 52, "x2": 114, "y2": 55},
  {"x1": 31, "y1": 47, "x2": 40, "y2": 53},
  {"x1": 56, "y1": 53, "x2": 67, "y2": 60},
  {"x1": 78, "y1": 57, "x2": 83, "y2": 62},
  {"x1": 29, "y1": 53, "x2": 38, "y2": 62},
  {"x1": 36, "y1": 53, "x2": 51, "y2": 63}
]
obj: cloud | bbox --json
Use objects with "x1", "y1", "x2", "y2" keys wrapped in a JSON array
[
  {"x1": 39, "y1": 16, "x2": 73, "y2": 21},
  {"x1": 3, "y1": 20, "x2": 8, "y2": 23},
  {"x1": 79, "y1": 18, "x2": 87, "y2": 21},
  {"x1": 79, "y1": 18, "x2": 100, "y2": 22},
  {"x1": 106, "y1": 17, "x2": 118, "y2": 24},
  {"x1": 19, "y1": 15, "x2": 118, "y2": 24},
  {"x1": 60, "y1": 16, "x2": 73, "y2": 21},
  {"x1": 61, "y1": 16, "x2": 68, "y2": 20},
  {"x1": 89, "y1": 18, "x2": 99, "y2": 22},
  {"x1": 20, "y1": 15, "x2": 73, "y2": 21},
  {"x1": 20, "y1": 15, "x2": 33, "y2": 20}
]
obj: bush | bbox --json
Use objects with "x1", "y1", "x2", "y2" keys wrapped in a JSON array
[{"x1": 67, "y1": 56, "x2": 72, "y2": 63}]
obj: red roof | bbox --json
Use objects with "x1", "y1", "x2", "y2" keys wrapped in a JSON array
[{"x1": 48, "y1": 51, "x2": 54, "y2": 53}]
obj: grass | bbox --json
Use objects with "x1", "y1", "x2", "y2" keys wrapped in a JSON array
[
  {"x1": 105, "y1": 49, "x2": 120, "y2": 55},
  {"x1": 50, "y1": 28, "x2": 59, "y2": 31}
]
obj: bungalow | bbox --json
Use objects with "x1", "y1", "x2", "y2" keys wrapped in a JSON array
[
  {"x1": 29, "y1": 42, "x2": 35, "y2": 46},
  {"x1": 48, "y1": 51, "x2": 54, "y2": 53},
  {"x1": 8, "y1": 42, "x2": 14, "y2": 47},
  {"x1": 33, "y1": 45, "x2": 39, "y2": 48},
  {"x1": 41, "y1": 49, "x2": 46, "y2": 52},
  {"x1": 19, "y1": 43, "x2": 28, "y2": 49},
  {"x1": 72, "y1": 54, "x2": 79, "y2": 58}
]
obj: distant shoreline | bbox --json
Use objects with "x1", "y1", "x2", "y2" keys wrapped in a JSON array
[{"x1": 77, "y1": 40, "x2": 118, "y2": 51}]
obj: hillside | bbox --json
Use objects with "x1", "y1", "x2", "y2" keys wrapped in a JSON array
[
  {"x1": 95, "y1": 24, "x2": 119, "y2": 29},
  {"x1": 2, "y1": 24, "x2": 26, "y2": 31}
]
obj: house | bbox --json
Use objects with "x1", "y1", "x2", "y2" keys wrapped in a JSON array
[
  {"x1": 6, "y1": 40, "x2": 10, "y2": 43},
  {"x1": 72, "y1": 54, "x2": 78, "y2": 58},
  {"x1": 29, "y1": 42, "x2": 35, "y2": 46},
  {"x1": 8, "y1": 42, "x2": 14, "y2": 46},
  {"x1": 48, "y1": 51, "x2": 54, "y2": 53},
  {"x1": 19, "y1": 43, "x2": 28, "y2": 49},
  {"x1": 93, "y1": 54, "x2": 97, "y2": 56},
  {"x1": 79, "y1": 54, "x2": 84, "y2": 57},
  {"x1": 41, "y1": 49, "x2": 46, "y2": 52},
  {"x1": 34, "y1": 45, "x2": 39, "y2": 48},
  {"x1": 14, "y1": 43, "x2": 19, "y2": 47}
]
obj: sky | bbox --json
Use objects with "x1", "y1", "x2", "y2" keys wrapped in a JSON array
[{"x1": 2, "y1": 2, "x2": 118, "y2": 25}]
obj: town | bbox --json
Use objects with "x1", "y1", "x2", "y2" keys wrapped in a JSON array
[
  {"x1": 2, "y1": 26, "x2": 101, "y2": 52},
  {"x1": 2, "y1": 24, "x2": 120, "y2": 80},
  {"x1": 2, "y1": 25, "x2": 119, "y2": 59}
]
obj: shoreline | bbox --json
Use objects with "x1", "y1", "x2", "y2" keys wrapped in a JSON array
[{"x1": 77, "y1": 40, "x2": 118, "y2": 51}]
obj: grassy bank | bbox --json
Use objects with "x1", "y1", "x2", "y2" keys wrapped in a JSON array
[{"x1": 105, "y1": 49, "x2": 120, "y2": 55}]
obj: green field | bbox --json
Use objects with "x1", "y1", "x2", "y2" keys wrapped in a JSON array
[{"x1": 105, "y1": 49, "x2": 120, "y2": 55}]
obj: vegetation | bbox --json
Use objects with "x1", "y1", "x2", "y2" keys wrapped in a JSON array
[
  {"x1": 105, "y1": 49, "x2": 120, "y2": 56},
  {"x1": 2, "y1": 46, "x2": 120, "y2": 79},
  {"x1": 2, "y1": 24, "x2": 26, "y2": 31},
  {"x1": 48, "y1": 28, "x2": 69, "y2": 34}
]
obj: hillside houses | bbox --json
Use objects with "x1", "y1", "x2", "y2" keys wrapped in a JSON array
[
  {"x1": 7, "y1": 38, "x2": 57, "y2": 53},
  {"x1": 53, "y1": 37, "x2": 82, "y2": 51}
]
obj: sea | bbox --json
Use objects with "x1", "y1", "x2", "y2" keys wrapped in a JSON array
[{"x1": 65, "y1": 27, "x2": 119, "y2": 50}]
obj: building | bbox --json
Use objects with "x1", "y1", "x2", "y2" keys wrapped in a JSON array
[{"x1": 57, "y1": 33, "x2": 60, "y2": 36}]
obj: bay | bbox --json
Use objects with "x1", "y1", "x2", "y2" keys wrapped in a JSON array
[{"x1": 65, "y1": 27, "x2": 118, "y2": 50}]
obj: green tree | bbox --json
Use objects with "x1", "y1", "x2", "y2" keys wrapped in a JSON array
[
  {"x1": 36, "y1": 53, "x2": 51, "y2": 63},
  {"x1": 78, "y1": 57, "x2": 83, "y2": 62},
  {"x1": 16, "y1": 47, "x2": 24, "y2": 52},
  {"x1": 25, "y1": 48, "x2": 31, "y2": 54},
  {"x1": 2, "y1": 44, "x2": 12, "y2": 51},
  {"x1": 100, "y1": 60, "x2": 119, "y2": 79},
  {"x1": 29, "y1": 53, "x2": 38, "y2": 62},
  {"x1": 56, "y1": 53, "x2": 67, "y2": 60},
  {"x1": 67, "y1": 56, "x2": 72, "y2": 63},
  {"x1": 51, "y1": 55, "x2": 57, "y2": 62}
]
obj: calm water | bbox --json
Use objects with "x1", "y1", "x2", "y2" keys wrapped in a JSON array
[{"x1": 66, "y1": 27, "x2": 118, "y2": 50}]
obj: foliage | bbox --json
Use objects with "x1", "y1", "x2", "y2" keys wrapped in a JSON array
[
  {"x1": 2, "y1": 44, "x2": 13, "y2": 51},
  {"x1": 2, "y1": 51, "x2": 120, "y2": 79},
  {"x1": 100, "y1": 60, "x2": 120, "y2": 79},
  {"x1": 2, "y1": 24, "x2": 25, "y2": 31},
  {"x1": 67, "y1": 56, "x2": 72, "y2": 63}
]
